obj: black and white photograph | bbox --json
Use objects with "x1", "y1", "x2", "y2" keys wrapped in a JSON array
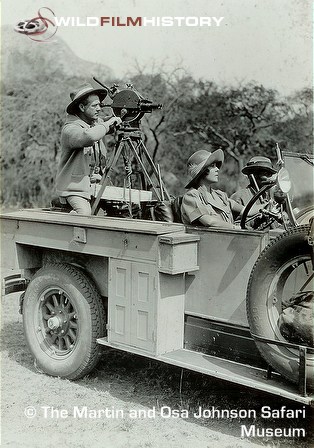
[{"x1": 1, "y1": 0, "x2": 313, "y2": 447}]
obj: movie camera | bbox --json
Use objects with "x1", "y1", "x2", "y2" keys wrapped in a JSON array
[{"x1": 93, "y1": 77, "x2": 162, "y2": 125}]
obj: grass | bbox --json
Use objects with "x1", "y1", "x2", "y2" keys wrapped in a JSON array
[{"x1": 1, "y1": 280, "x2": 313, "y2": 447}]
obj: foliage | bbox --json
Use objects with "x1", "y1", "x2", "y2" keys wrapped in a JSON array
[{"x1": 1, "y1": 73, "x2": 312, "y2": 206}]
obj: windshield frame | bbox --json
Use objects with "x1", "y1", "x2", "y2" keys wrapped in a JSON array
[{"x1": 283, "y1": 151, "x2": 314, "y2": 220}]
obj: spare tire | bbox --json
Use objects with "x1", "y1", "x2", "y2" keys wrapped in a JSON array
[{"x1": 246, "y1": 225, "x2": 314, "y2": 388}]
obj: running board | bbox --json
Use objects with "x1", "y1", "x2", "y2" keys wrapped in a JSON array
[{"x1": 97, "y1": 338, "x2": 313, "y2": 405}]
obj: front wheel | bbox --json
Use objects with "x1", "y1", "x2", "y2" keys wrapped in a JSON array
[
  {"x1": 23, "y1": 264, "x2": 106, "y2": 380},
  {"x1": 246, "y1": 225, "x2": 314, "y2": 388}
]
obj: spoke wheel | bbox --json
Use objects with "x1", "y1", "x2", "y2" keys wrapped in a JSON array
[
  {"x1": 246, "y1": 225, "x2": 314, "y2": 388},
  {"x1": 36, "y1": 287, "x2": 79, "y2": 358},
  {"x1": 267, "y1": 255, "x2": 313, "y2": 343},
  {"x1": 23, "y1": 264, "x2": 106, "y2": 379}
]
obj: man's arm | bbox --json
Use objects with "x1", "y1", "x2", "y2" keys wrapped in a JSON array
[
  {"x1": 229, "y1": 197, "x2": 266, "y2": 218},
  {"x1": 65, "y1": 117, "x2": 121, "y2": 148}
]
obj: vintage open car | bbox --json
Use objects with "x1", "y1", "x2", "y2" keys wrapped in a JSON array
[{"x1": 2, "y1": 149, "x2": 313, "y2": 406}]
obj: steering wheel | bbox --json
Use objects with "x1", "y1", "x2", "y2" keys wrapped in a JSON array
[{"x1": 240, "y1": 184, "x2": 275, "y2": 230}]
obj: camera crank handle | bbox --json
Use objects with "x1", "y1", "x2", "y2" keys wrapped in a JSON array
[
  {"x1": 111, "y1": 108, "x2": 127, "y2": 130},
  {"x1": 109, "y1": 122, "x2": 120, "y2": 132},
  {"x1": 120, "y1": 108, "x2": 128, "y2": 119}
]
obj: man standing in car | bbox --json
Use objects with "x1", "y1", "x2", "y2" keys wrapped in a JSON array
[{"x1": 56, "y1": 82, "x2": 122, "y2": 215}]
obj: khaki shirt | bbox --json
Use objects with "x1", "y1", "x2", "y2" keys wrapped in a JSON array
[
  {"x1": 56, "y1": 115, "x2": 110, "y2": 199},
  {"x1": 181, "y1": 185, "x2": 236, "y2": 225},
  {"x1": 230, "y1": 185, "x2": 256, "y2": 207}
]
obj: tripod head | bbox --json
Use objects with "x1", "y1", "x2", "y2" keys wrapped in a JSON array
[{"x1": 93, "y1": 77, "x2": 162, "y2": 125}]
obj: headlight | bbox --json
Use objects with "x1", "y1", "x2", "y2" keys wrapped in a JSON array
[{"x1": 277, "y1": 168, "x2": 291, "y2": 193}]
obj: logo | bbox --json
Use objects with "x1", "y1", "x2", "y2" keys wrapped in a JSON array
[{"x1": 14, "y1": 7, "x2": 57, "y2": 42}]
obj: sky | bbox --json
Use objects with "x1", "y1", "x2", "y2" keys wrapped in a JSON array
[{"x1": 2, "y1": 0, "x2": 312, "y2": 94}]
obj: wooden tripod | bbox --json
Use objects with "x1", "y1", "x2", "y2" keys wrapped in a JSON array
[{"x1": 91, "y1": 128, "x2": 170, "y2": 216}]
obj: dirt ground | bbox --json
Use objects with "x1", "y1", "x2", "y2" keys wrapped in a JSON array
[{"x1": 1, "y1": 275, "x2": 313, "y2": 448}]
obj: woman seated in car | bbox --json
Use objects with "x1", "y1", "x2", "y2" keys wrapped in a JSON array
[{"x1": 181, "y1": 149, "x2": 264, "y2": 229}]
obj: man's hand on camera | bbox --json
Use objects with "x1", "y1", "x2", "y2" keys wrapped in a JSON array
[
  {"x1": 108, "y1": 116, "x2": 122, "y2": 127},
  {"x1": 98, "y1": 116, "x2": 122, "y2": 133}
]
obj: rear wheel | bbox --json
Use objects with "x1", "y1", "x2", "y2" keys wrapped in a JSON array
[
  {"x1": 23, "y1": 264, "x2": 106, "y2": 379},
  {"x1": 246, "y1": 225, "x2": 314, "y2": 388}
]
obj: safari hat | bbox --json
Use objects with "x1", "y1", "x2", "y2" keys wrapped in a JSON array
[
  {"x1": 185, "y1": 149, "x2": 224, "y2": 189},
  {"x1": 66, "y1": 83, "x2": 108, "y2": 114},
  {"x1": 242, "y1": 156, "x2": 276, "y2": 175}
]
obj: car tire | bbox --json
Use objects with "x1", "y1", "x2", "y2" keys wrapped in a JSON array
[
  {"x1": 23, "y1": 263, "x2": 106, "y2": 380},
  {"x1": 246, "y1": 225, "x2": 314, "y2": 388},
  {"x1": 295, "y1": 206, "x2": 314, "y2": 225}
]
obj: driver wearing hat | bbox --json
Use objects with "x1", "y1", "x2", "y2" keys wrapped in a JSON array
[
  {"x1": 181, "y1": 149, "x2": 263, "y2": 228},
  {"x1": 231, "y1": 156, "x2": 277, "y2": 206},
  {"x1": 56, "y1": 82, "x2": 122, "y2": 215},
  {"x1": 231, "y1": 156, "x2": 277, "y2": 229}
]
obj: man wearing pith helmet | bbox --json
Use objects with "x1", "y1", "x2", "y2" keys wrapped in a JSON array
[
  {"x1": 181, "y1": 149, "x2": 264, "y2": 229},
  {"x1": 231, "y1": 156, "x2": 277, "y2": 207},
  {"x1": 56, "y1": 82, "x2": 122, "y2": 215}
]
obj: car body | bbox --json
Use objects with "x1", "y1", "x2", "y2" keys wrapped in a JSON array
[{"x1": 1, "y1": 152, "x2": 313, "y2": 405}]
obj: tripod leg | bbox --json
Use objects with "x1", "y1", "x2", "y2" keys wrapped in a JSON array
[
  {"x1": 137, "y1": 141, "x2": 171, "y2": 201},
  {"x1": 91, "y1": 142, "x2": 124, "y2": 215},
  {"x1": 127, "y1": 138, "x2": 161, "y2": 201},
  {"x1": 122, "y1": 146, "x2": 133, "y2": 218}
]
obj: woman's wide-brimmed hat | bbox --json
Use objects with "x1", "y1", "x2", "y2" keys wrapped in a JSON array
[
  {"x1": 242, "y1": 156, "x2": 277, "y2": 175},
  {"x1": 185, "y1": 149, "x2": 224, "y2": 189},
  {"x1": 66, "y1": 83, "x2": 108, "y2": 114}
]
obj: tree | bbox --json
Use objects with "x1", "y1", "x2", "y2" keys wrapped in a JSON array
[
  {"x1": 164, "y1": 82, "x2": 309, "y2": 192},
  {"x1": 1, "y1": 71, "x2": 312, "y2": 206}
]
